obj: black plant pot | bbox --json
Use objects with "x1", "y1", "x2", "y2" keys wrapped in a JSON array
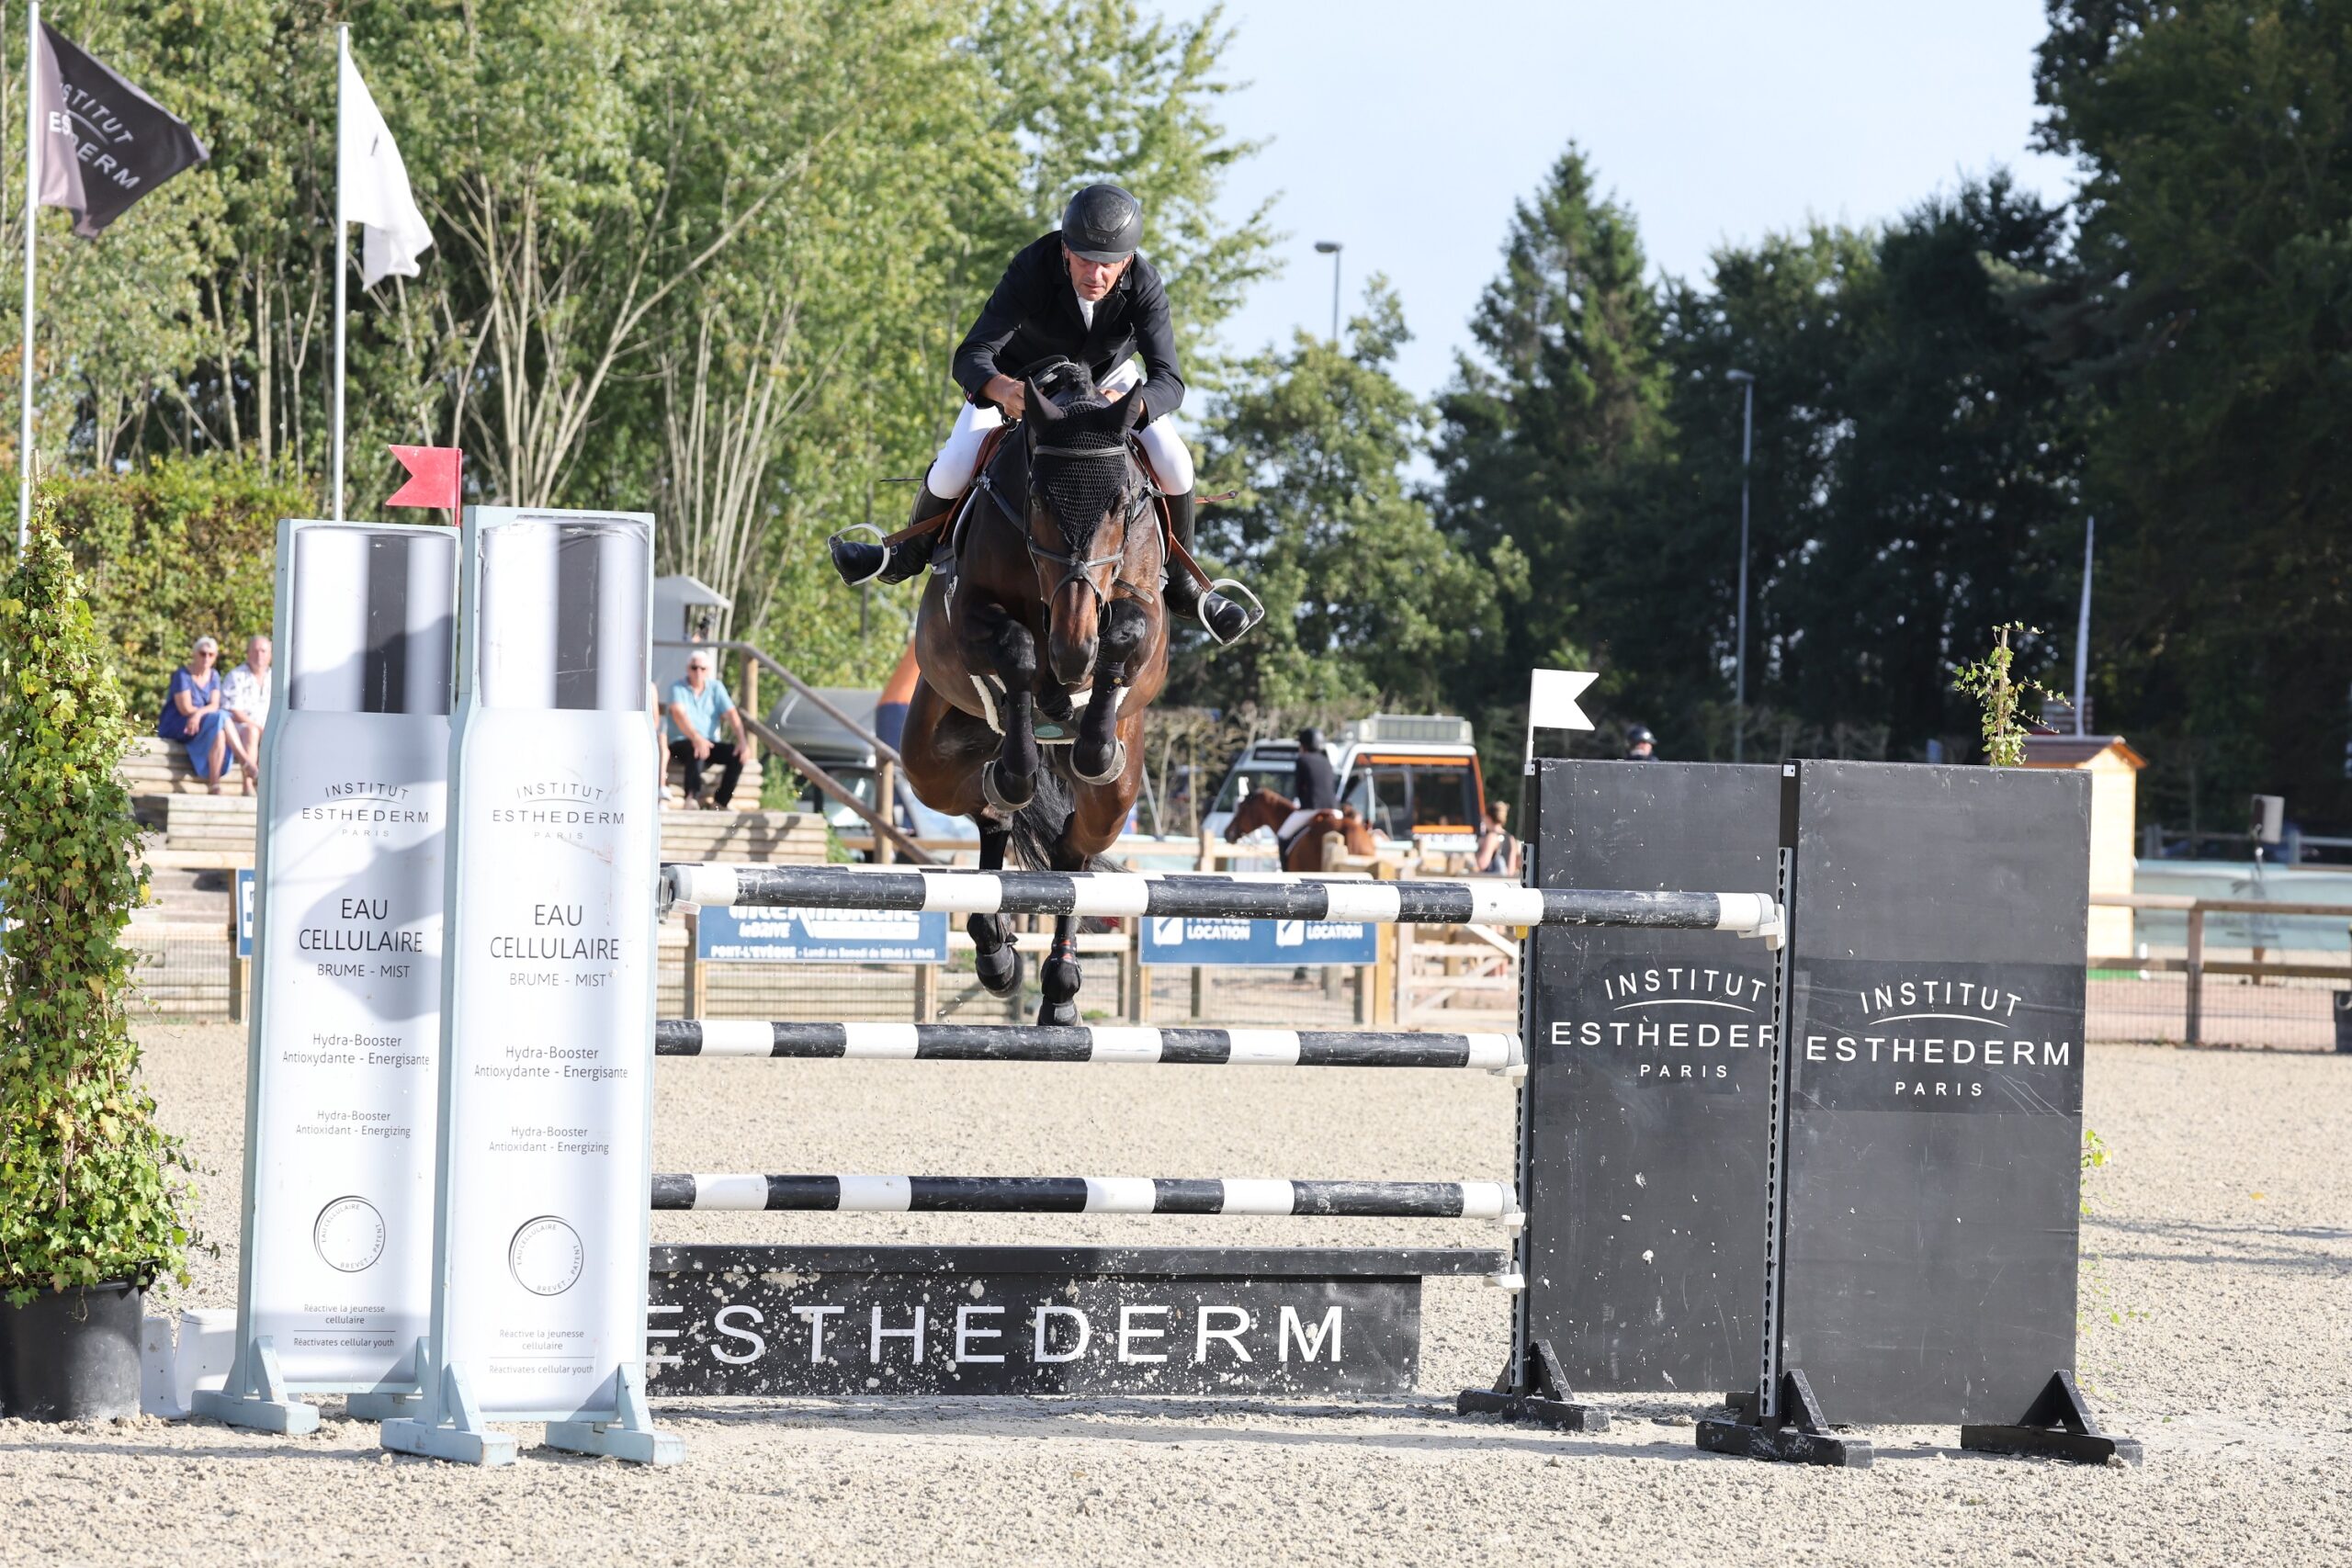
[{"x1": 0, "y1": 1280, "x2": 144, "y2": 1421}]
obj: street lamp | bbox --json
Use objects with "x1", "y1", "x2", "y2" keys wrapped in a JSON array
[
  {"x1": 1725, "y1": 368, "x2": 1756, "y2": 762},
  {"x1": 1314, "y1": 241, "x2": 1342, "y2": 344}
]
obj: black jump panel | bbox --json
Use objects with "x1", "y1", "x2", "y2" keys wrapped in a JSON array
[
  {"x1": 1520, "y1": 761, "x2": 1778, "y2": 1394},
  {"x1": 647, "y1": 1245, "x2": 1503, "y2": 1397},
  {"x1": 1774, "y1": 760, "x2": 2089, "y2": 1426}
]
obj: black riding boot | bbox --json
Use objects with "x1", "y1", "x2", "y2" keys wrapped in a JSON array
[
  {"x1": 831, "y1": 485, "x2": 956, "y2": 588},
  {"x1": 1160, "y1": 490, "x2": 1253, "y2": 645}
]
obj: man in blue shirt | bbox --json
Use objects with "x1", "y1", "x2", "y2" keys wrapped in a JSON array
[{"x1": 665, "y1": 650, "x2": 750, "y2": 809}]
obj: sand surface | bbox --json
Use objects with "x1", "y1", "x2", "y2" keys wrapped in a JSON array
[{"x1": 2, "y1": 1025, "x2": 2346, "y2": 1566}]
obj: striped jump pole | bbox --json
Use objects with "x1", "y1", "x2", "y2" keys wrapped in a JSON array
[
  {"x1": 654, "y1": 1021, "x2": 1522, "y2": 1073},
  {"x1": 651, "y1": 1174, "x2": 1521, "y2": 1223},
  {"x1": 660, "y1": 863, "x2": 1784, "y2": 943}
]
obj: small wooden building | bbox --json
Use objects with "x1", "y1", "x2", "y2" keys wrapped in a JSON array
[{"x1": 2021, "y1": 733, "x2": 2147, "y2": 959}]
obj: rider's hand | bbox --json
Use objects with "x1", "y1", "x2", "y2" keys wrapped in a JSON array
[{"x1": 987, "y1": 375, "x2": 1026, "y2": 419}]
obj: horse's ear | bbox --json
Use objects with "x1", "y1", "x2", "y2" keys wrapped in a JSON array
[
  {"x1": 1122, "y1": 389, "x2": 1148, "y2": 431},
  {"x1": 1024, "y1": 378, "x2": 1061, "y2": 425}
]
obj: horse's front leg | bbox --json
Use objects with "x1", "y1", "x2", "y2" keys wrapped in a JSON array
[
  {"x1": 966, "y1": 604, "x2": 1039, "y2": 815},
  {"x1": 1072, "y1": 597, "x2": 1146, "y2": 785}
]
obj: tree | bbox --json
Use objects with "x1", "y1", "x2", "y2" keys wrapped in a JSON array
[
  {"x1": 1431, "y1": 146, "x2": 1671, "y2": 764},
  {"x1": 0, "y1": 510, "x2": 196, "y2": 1301},
  {"x1": 1189, "y1": 280, "x2": 1494, "y2": 711},
  {"x1": 2036, "y1": 0, "x2": 2352, "y2": 823}
]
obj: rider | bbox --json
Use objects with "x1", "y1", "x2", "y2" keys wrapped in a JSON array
[
  {"x1": 1274, "y1": 726, "x2": 1342, "y2": 851},
  {"x1": 1623, "y1": 724, "x2": 1657, "y2": 761},
  {"x1": 827, "y1": 183, "x2": 1253, "y2": 645}
]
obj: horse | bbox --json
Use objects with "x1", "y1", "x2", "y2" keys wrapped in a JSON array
[
  {"x1": 1223, "y1": 786, "x2": 1378, "y2": 873},
  {"x1": 898, "y1": 367, "x2": 1170, "y2": 1025}
]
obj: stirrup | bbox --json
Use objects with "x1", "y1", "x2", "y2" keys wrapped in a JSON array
[
  {"x1": 1198, "y1": 579, "x2": 1266, "y2": 648},
  {"x1": 829, "y1": 522, "x2": 891, "y2": 587}
]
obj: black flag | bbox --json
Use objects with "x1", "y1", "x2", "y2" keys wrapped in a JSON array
[{"x1": 32, "y1": 22, "x2": 208, "y2": 237}]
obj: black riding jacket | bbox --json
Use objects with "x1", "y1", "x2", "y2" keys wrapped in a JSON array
[
  {"x1": 952, "y1": 232, "x2": 1186, "y2": 425},
  {"x1": 1291, "y1": 750, "x2": 1340, "y2": 813}
]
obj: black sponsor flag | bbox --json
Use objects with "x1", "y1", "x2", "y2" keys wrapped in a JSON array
[{"x1": 31, "y1": 20, "x2": 208, "y2": 237}]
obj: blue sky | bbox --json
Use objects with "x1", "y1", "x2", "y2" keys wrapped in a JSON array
[{"x1": 1156, "y1": 1, "x2": 2080, "y2": 398}]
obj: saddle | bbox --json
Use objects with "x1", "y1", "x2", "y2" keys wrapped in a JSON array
[{"x1": 876, "y1": 420, "x2": 1221, "y2": 597}]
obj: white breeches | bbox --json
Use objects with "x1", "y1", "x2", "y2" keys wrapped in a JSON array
[{"x1": 926, "y1": 358, "x2": 1195, "y2": 496}]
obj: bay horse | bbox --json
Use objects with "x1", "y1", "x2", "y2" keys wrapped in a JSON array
[
  {"x1": 899, "y1": 367, "x2": 1170, "y2": 1025},
  {"x1": 1224, "y1": 787, "x2": 1377, "y2": 873}
]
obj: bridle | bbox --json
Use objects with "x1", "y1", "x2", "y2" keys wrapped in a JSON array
[{"x1": 1020, "y1": 440, "x2": 1159, "y2": 604}]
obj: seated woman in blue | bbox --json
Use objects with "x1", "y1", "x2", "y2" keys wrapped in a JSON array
[{"x1": 159, "y1": 635, "x2": 232, "y2": 792}]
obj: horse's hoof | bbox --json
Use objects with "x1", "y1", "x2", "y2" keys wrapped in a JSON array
[
  {"x1": 981, "y1": 760, "x2": 1035, "y2": 815},
  {"x1": 1036, "y1": 998, "x2": 1080, "y2": 1028},
  {"x1": 1071, "y1": 739, "x2": 1126, "y2": 785},
  {"x1": 975, "y1": 942, "x2": 1024, "y2": 997}
]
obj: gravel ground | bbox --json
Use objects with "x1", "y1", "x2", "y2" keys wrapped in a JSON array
[{"x1": 2, "y1": 1024, "x2": 2346, "y2": 1567}]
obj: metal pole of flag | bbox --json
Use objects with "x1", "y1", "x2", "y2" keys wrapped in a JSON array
[
  {"x1": 17, "y1": 0, "x2": 40, "y2": 547},
  {"x1": 330, "y1": 24, "x2": 348, "y2": 522}
]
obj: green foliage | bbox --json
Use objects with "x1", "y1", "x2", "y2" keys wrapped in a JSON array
[
  {"x1": 0, "y1": 509, "x2": 197, "y2": 1302},
  {"x1": 1954, "y1": 623, "x2": 2065, "y2": 766},
  {"x1": 2035, "y1": 0, "x2": 2352, "y2": 826},
  {"x1": 1190, "y1": 280, "x2": 1496, "y2": 712},
  {"x1": 35, "y1": 456, "x2": 304, "y2": 725}
]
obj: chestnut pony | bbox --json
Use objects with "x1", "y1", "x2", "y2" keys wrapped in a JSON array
[
  {"x1": 899, "y1": 366, "x2": 1170, "y2": 1025},
  {"x1": 1223, "y1": 786, "x2": 1377, "y2": 873}
]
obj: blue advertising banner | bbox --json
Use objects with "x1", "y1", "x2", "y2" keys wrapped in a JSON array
[
  {"x1": 235, "y1": 866, "x2": 255, "y2": 960},
  {"x1": 696, "y1": 905, "x2": 948, "y2": 964},
  {"x1": 1140, "y1": 913, "x2": 1377, "y2": 966}
]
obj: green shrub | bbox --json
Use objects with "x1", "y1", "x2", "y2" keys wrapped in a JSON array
[
  {"x1": 0, "y1": 507, "x2": 197, "y2": 1302},
  {"x1": 32, "y1": 455, "x2": 308, "y2": 728}
]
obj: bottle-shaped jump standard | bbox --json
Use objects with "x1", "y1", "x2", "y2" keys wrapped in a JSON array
[
  {"x1": 198, "y1": 520, "x2": 457, "y2": 1436},
  {"x1": 382, "y1": 508, "x2": 676, "y2": 1467}
]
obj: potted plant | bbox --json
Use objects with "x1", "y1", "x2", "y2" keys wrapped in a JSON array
[{"x1": 0, "y1": 512, "x2": 198, "y2": 1419}]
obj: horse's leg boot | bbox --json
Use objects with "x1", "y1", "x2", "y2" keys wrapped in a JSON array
[
  {"x1": 830, "y1": 485, "x2": 956, "y2": 588},
  {"x1": 1160, "y1": 491, "x2": 1255, "y2": 645}
]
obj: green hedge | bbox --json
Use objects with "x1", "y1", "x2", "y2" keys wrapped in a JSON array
[{"x1": 28, "y1": 457, "x2": 310, "y2": 728}]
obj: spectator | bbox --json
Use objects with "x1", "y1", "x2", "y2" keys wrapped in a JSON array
[
  {"x1": 1472, "y1": 798, "x2": 1521, "y2": 877},
  {"x1": 665, "y1": 650, "x2": 749, "y2": 810},
  {"x1": 159, "y1": 635, "x2": 231, "y2": 793},
  {"x1": 221, "y1": 633, "x2": 272, "y2": 787}
]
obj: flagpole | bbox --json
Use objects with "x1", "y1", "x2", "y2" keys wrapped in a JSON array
[
  {"x1": 331, "y1": 23, "x2": 348, "y2": 522},
  {"x1": 17, "y1": 0, "x2": 40, "y2": 548}
]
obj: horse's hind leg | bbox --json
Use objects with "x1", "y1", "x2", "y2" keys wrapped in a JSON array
[
  {"x1": 1036, "y1": 914, "x2": 1081, "y2": 1027},
  {"x1": 969, "y1": 820, "x2": 1025, "y2": 998}
]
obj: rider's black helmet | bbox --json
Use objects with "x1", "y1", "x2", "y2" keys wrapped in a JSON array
[
  {"x1": 1061, "y1": 183, "x2": 1143, "y2": 263},
  {"x1": 1626, "y1": 725, "x2": 1656, "y2": 746},
  {"x1": 1296, "y1": 727, "x2": 1325, "y2": 751}
]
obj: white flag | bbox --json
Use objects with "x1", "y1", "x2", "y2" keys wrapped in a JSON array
[
  {"x1": 339, "y1": 51, "x2": 432, "y2": 287},
  {"x1": 1524, "y1": 668, "x2": 1597, "y2": 770}
]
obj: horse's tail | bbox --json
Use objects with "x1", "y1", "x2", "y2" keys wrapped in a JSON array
[{"x1": 1004, "y1": 755, "x2": 1125, "y2": 874}]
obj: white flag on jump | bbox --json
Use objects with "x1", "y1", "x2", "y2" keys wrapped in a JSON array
[
  {"x1": 1524, "y1": 668, "x2": 1598, "y2": 770},
  {"x1": 338, "y1": 50, "x2": 432, "y2": 286}
]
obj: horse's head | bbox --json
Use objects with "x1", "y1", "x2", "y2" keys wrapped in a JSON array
[
  {"x1": 1022, "y1": 374, "x2": 1152, "y2": 687},
  {"x1": 1223, "y1": 785, "x2": 1290, "y2": 843}
]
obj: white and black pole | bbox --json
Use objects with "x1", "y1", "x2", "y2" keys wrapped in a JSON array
[
  {"x1": 330, "y1": 23, "x2": 348, "y2": 522},
  {"x1": 17, "y1": 0, "x2": 40, "y2": 548}
]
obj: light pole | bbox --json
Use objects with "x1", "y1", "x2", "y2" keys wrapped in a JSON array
[
  {"x1": 1726, "y1": 368, "x2": 1756, "y2": 762},
  {"x1": 1314, "y1": 240, "x2": 1342, "y2": 344}
]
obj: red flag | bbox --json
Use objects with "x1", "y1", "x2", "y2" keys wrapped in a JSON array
[{"x1": 386, "y1": 445, "x2": 461, "y2": 512}]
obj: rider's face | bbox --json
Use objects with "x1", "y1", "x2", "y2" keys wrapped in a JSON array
[{"x1": 1064, "y1": 246, "x2": 1129, "y2": 303}]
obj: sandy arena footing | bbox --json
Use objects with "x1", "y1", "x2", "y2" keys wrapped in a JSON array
[{"x1": 2, "y1": 1024, "x2": 2346, "y2": 1566}]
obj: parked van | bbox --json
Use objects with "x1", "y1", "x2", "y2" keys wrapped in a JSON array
[{"x1": 1204, "y1": 714, "x2": 1487, "y2": 855}]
